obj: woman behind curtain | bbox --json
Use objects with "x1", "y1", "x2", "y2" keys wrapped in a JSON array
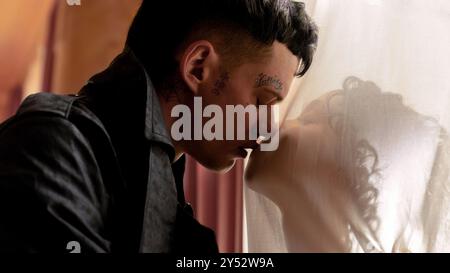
[{"x1": 244, "y1": 0, "x2": 450, "y2": 252}]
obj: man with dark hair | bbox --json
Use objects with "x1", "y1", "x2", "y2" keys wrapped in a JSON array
[{"x1": 0, "y1": 0, "x2": 317, "y2": 253}]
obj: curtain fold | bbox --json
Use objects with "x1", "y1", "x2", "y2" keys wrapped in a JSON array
[
  {"x1": 184, "y1": 156, "x2": 243, "y2": 253},
  {"x1": 245, "y1": 0, "x2": 450, "y2": 253}
]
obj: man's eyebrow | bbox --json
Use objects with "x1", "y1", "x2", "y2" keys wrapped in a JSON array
[{"x1": 254, "y1": 73, "x2": 284, "y2": 92}]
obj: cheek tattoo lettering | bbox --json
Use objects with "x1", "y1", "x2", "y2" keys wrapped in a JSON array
[
  {"x1": 255, "y1": 73, "x2": 283, "y2": 92},
  {"x1": 212, "y1": 72, "x2": 230, "y2": 96}
]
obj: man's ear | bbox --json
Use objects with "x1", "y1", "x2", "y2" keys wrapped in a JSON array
[{"x1": 179, "y1": 40, "x2": 218, "y2": 95}]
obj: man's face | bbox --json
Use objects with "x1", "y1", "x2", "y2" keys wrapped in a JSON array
[{"x1": 183, "y1": 42, "x2": 299, "y2": 172}]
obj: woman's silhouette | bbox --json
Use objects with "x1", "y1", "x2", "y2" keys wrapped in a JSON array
[{"x1": 245, "y1": 77, "x2": 450, "y2": 252}]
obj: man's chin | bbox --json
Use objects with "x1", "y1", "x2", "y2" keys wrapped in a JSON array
[{"x1": 200, "y1": 158, "x2": 236, "y2": 173}]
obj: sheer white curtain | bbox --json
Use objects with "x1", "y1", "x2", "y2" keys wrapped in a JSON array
[{"x1": 244, "y1": 0, "x2": 450, "y2": 253}]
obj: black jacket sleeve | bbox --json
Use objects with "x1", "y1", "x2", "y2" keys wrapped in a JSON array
[{"x1": 0, "y1": 115, "x2": 111, "y2": 253}]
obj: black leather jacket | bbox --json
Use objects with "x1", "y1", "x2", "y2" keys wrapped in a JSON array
[{"x1": 0, "y1": 48, "x2": 218, "y2": 253}]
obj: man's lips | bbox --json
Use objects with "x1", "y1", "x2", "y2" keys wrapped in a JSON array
[
  {"x1": 235, "y1": 142, "x2": 260, "y2": 158},
  {"x1": 242, "y1": 142, "x2": 260, "y2": 151},
  {"x1": 236, "y1": 147, "x2": 249, "y2": 158}
]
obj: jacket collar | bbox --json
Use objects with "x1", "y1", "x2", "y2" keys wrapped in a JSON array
[
  {"x1": 83, "y1": 47, "x2": 175, "y2": 161},
  {"x1": 137, "y1": 49, "x2": 174, "y2": 152}
]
